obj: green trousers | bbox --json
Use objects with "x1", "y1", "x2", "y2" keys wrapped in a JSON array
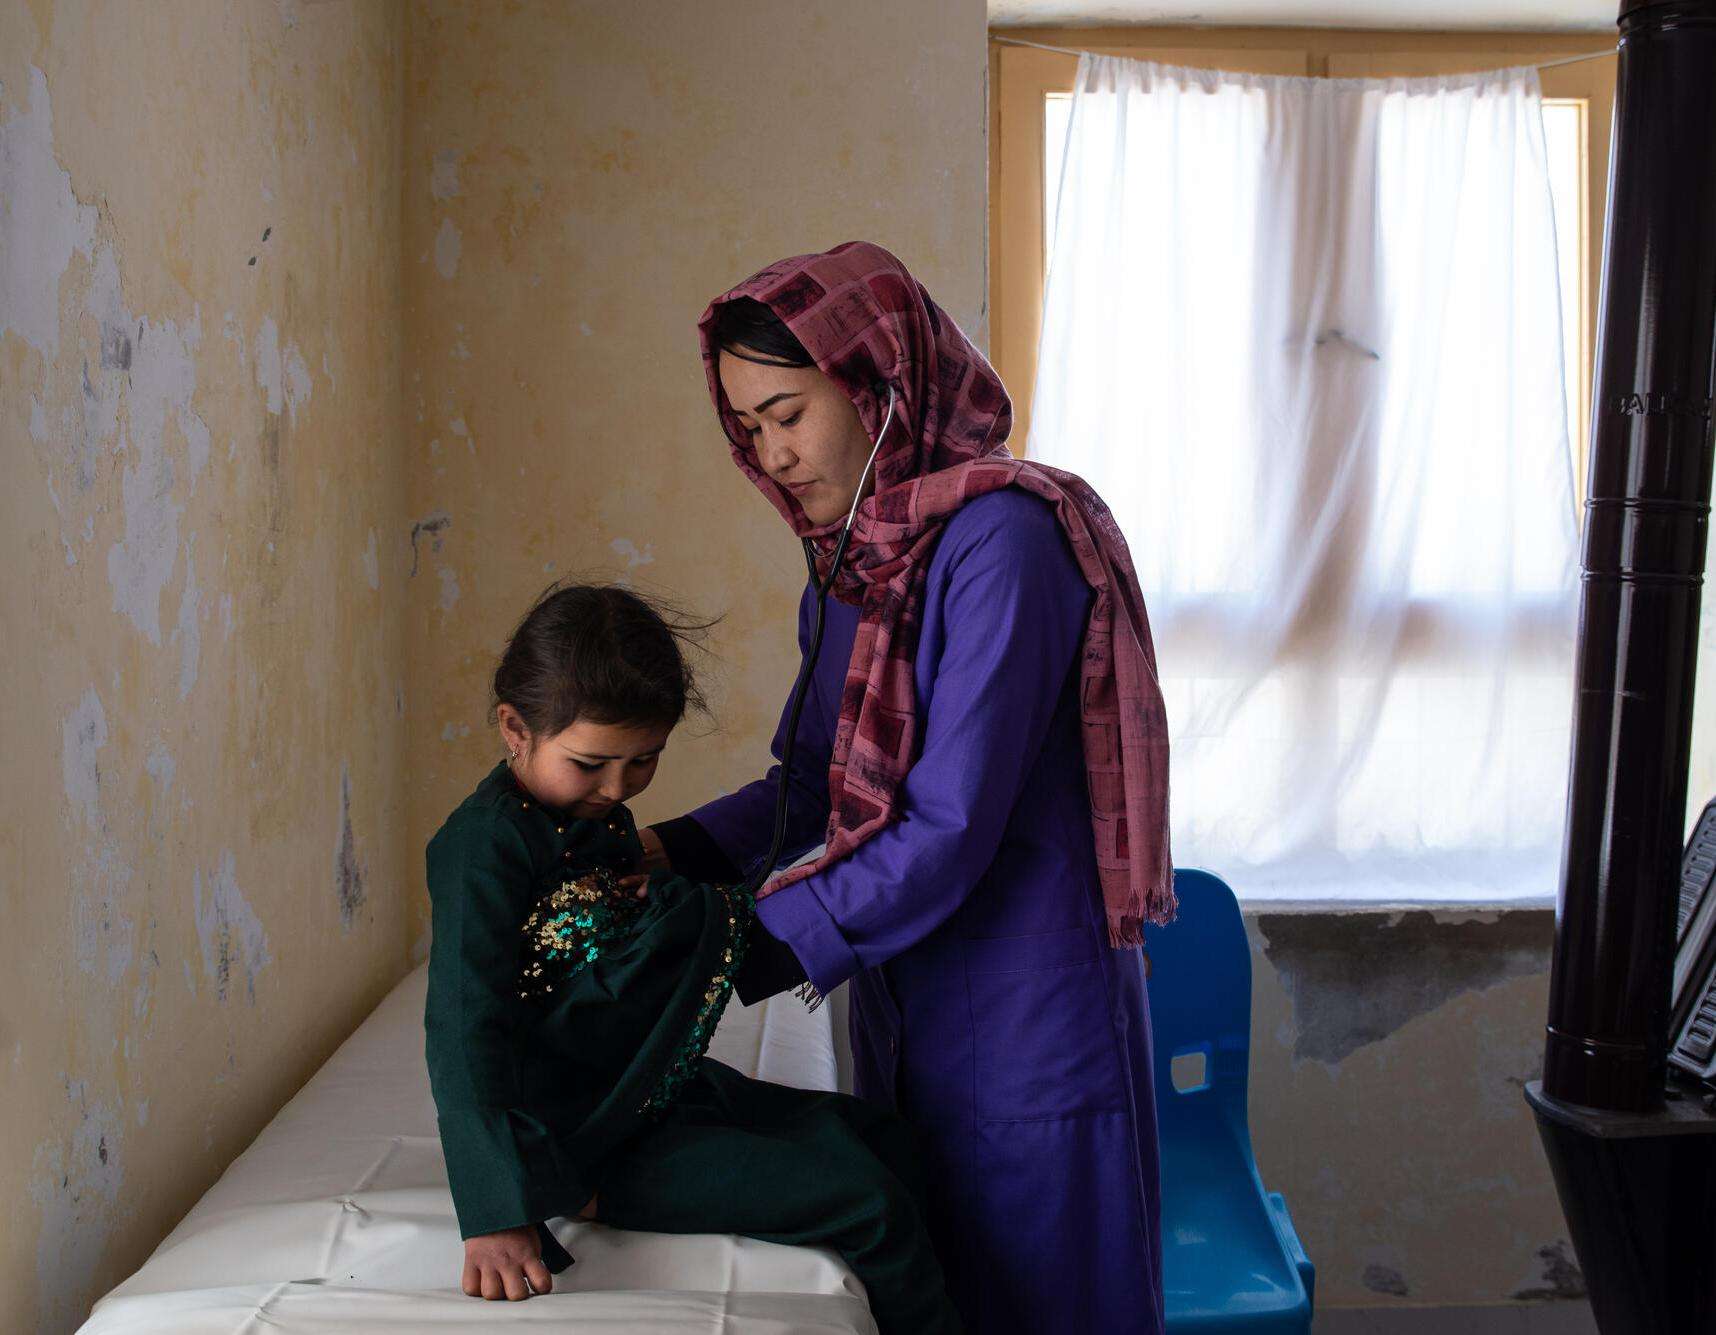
[{"x1": 593, "y1": 1057, "x2": 962, "y2": 1335}]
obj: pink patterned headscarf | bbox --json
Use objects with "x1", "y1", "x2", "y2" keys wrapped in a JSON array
[{"x1": 698, "y1": 241, "x2": 1174, "y2": 946}]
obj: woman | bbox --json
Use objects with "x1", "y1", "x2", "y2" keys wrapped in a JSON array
[{"x1": 636, "y1": 241, "x2": 1175, "y2": 1334}]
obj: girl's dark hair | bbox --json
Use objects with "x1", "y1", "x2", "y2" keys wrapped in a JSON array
[
  {"x1": 491, "y1": 583, "x2": 713, "y2": 739},
  {"x1": 711, "y1": 296, "x2": 814, "y2": 369}
]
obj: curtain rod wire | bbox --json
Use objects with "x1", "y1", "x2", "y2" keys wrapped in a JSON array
[{"x1": 990, "y1": 33, "x2": 1617, "y2": 71}]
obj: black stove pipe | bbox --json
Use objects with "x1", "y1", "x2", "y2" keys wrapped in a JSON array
[
  {"x1": 1540, "y1": 0, "x2": 1716, "y2": 1114},
  {"x1": 1525, "y1": 3, "x2": 1716, "y2": 1331}
]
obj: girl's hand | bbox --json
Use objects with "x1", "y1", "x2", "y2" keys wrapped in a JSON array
[{"x1": 462, "y1": 1225, "x2": 552, "y2": 1300}]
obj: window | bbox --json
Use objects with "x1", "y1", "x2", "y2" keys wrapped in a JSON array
[{"x1": 992, "y1": 31, "x2": 1616, "y2": 904}]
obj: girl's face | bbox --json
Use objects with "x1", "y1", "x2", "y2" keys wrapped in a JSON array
[
  {"x1": 496, "y1": 706, "x2": 672, "y2": 817},
  {"x1": 718, "y1": 349, "x2": 878, "y2": 527}
]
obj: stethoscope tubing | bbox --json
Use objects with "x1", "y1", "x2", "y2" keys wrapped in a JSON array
[{"x1": 740, "y1": 384, "x2": 896, "y2": 902}]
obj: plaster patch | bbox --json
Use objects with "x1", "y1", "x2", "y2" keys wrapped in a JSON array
[
  {"x1": 1512, "y1": 1240, "x2": 1586, "y2": 1302},
  {"x1": 612, "y1": 537, "x2": 655, "y2": 571},
  {"x1": 107, "y1": 450, "x2": 181, "y2": 644},
  {"x1": 74, "y1": 853, "x2": 135, "y2": 988},
  {"x1": 62, "y1": 688, "x2": 108, "y2": 828},
  {"x1": 284, "y1": 341, "x2": 313, "y2": 418},
  {"x1": 1256, "y1": 910, "x2": 1552, "y2": 1064},
  {"x1": 335, "y1": 762, "x2": 368, "y2": 931},
  {"x1": 30, "y1": 1083, "x2": 126, "y2": 1333},
  {"x1": 75, "y1": 349, "x2": 119, "y2": 491},
  {"x1": 431, "y1": 148, "x2": 462, "y2": 200},
  {"x1": 145, "y1": 743, "x2": 175, "y2": 794},
  {"x1": 222, "y1": 310, "x2": 246, "y2": 366},
  {"x1": 100, "y1": 320, "x2": 132, "y2": 370},
  {"x1": 434, "y1": 217, "x2": 461, "y2": 279},
  {"x1": 194, "y1": 850, "x2": 271, "y2": 1003},
  {"x1": 46, "y1": 475, "x2": 77, "y2": 565},
  {"x1": 0, "y1": 67, "x2": 99, "y2": 361},
  {"x1": 133, "y1": 943, "x2": 160, "y2": 1021},
  {"x1": 438, "y1": 564, "x2": 461, "y2": 611},
  {"x1": 95, "y1": 254, "x2": 209, "y2": 643},
  {"x1": 30, "y1": 394, "x2": 48, "y2": 442},
  {"x1": 174, "y1": 539, "x2": 201, "y2": 698},
  {"x1": 254, "y1": 317, "x2": 313, "y2": 422}
]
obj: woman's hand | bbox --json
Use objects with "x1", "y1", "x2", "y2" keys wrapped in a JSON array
[
  {"x1": 618, "y1": 826, "x2": 671, "y2": 899},
  {"x1": 462, "y1": 1225, "x2": 552, "y2": 1300},
  {"x1": 634, "y1": 825, "x2": 670, "y2": 872}
]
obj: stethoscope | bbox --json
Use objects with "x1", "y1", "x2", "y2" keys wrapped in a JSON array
[{"x1": 738, "y1": 382, "x2": 897, "y2": 914}]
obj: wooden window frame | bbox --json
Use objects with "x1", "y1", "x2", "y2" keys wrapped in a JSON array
[{"x1": 988, "y1": 26, "x2": 1616, "y2": 485}]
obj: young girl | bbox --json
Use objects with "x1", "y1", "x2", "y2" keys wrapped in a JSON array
[{"x1": 423, "y1": 582, "x2": 960, "y2": 1333}]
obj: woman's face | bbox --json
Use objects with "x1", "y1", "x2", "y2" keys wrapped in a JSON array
[
  {"x1": 718, "y1": 349, "x2": 878, "y2": 527},
  {"x1": 497, "y1": 706, "x2": 671, "y2": 817}
]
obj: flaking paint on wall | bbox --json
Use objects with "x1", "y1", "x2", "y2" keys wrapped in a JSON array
[
  {"x1": 433, "y1": 216, "x2": 461, "y2": 279},
  {"x1": 193, "y1": 851, "x2": 271, "y2": 1005},
  {"x1": 83, "y1": 240, "x2": 212, "y2": 646},
  {"x1": 1242, "y1": 911, "x2": 1584, "y2": 1310},
  {"x1": 0, "y1": 67, "x2": 98, "y2": 360},
  {"x1": 3, "y1": 5, "x2": 411, "y2": 1327},
  {"x1": 174, "y1": 537, "x2": 201, "y2": 699},
  {"x1": 29, "y1": 1084, "x2": 127, "y2": 1335},
  {"x1": 61, "y1": 687, "x2": 108, "y2": 830},
  {"x1": 1256, "y1": 909, "x2": 1551, "y2": 1064},
  {"x1": 430, "y1": 147, "x2": 461, "y2": 200},
  {"x1": 254, "y1": 314, "x2": 314, "y2": 423}
]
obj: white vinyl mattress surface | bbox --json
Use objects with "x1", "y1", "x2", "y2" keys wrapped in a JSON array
[{"x1": 78, "y1": 964, "x2": 873, "y2": 1334}]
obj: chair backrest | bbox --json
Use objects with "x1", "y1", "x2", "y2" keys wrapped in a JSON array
[{"x1": 1143, "y1": 868, "x2": 1252, "y2": 1133}]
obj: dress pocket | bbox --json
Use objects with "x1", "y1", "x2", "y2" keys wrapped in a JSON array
[{"x1": 963, "y1": 925, "x2": 1128, "y2": 1121}]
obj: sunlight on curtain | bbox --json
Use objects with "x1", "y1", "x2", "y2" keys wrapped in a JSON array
[{"x1": 1031, "y1": 56, "x2": 1578, "y2": 903}]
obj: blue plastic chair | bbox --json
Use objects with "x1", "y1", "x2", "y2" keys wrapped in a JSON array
[{"x1": 1143, "y1": 868, "x2": 1315, "y2": 1333}]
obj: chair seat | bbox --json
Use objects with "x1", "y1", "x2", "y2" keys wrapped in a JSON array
[{"x1": 1160, "y1": 1124, "x2": 1312, "y2": 1330}]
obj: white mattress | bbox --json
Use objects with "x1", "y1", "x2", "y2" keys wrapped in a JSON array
[{"x1": 79, "y1": 964, "x2": 874, "y2": 1334}]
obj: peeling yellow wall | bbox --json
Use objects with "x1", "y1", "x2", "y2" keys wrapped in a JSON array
[
  {"x1": 398, "y1": 0, "x2": 989, "y2": 945},
  {"x1": 1, "y1": 3, "x2": 409, "y2": 1329}
]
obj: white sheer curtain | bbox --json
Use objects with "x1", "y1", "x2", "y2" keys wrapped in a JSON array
[{"x1": 1031, "y1": 55, "x2": 1578, "y2": 903}]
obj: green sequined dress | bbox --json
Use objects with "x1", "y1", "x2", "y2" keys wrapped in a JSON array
[{"x1": 424, "y1": 762, "x2": 961, "y2": 1335}]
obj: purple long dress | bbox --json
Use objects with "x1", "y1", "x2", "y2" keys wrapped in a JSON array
[{"x1": 659, "y1": 489, "x2": 1165, "y2": 1334}]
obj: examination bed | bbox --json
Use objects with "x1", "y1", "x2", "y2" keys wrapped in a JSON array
[{"x1": 77, "y1": 963, "x2": 875, "y2": 1334}]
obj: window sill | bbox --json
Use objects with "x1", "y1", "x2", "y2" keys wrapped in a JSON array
[{"x1": 1236, "y1": 896, "x2": 1556, "y2": 916}]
